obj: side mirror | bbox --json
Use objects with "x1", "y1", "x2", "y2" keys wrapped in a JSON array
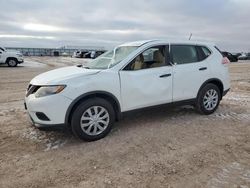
[{"x1": 170, "y1": 61, "x2": 177, "y2": 66}]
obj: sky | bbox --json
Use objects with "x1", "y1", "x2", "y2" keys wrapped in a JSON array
[{"x1": 0, "y1": 0, "x2": 250, "y2": 52}]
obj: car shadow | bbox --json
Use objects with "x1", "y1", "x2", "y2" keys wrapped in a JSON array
[
  {"x1": 0, "y1": 64, "x2": 24, "y2": 68},
  {"x1": 32, "y1": 105, "x2": 197, "y2": 147},
  {"x1": 116, "y1": 105, "x2": 196, "y2": 129}
]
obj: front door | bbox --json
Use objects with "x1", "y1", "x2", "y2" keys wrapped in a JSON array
[{"x1": 119, "y1": 45, "x2": 173, "y2": 112}]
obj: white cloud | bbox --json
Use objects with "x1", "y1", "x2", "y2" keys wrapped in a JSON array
[
  {"x1": 0, "y1": 34, "x2": 55, "y2": 40},
  {"x1": 23, "y1": 23, "x2": 63, "y2": 32}
]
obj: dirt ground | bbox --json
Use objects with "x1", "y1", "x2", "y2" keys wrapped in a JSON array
[{"x1": 0, "y1": 57, "x2": 250, "y2": 188}]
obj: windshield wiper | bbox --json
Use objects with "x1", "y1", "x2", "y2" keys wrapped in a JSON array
[{"x1": 76, "y1": 64, "x2": 90, "y2": 69}]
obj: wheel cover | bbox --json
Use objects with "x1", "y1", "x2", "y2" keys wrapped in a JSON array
[
  {"x1": 80, "y1": 106, "x2": 110, "y2": 136},
  {"x1": 203, "y1": 89, "x2": 219, "y2": 111},
  {"x1": 9, "y1": 60, "x2": 16, "y2": 66}
]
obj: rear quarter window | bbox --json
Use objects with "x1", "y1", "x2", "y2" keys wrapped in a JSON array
[
  {"x1": 201, "y1": 46, "x2": 211, "y2": 57},
  {"x1": 197, "y1": 46, "x2": 212, "y2": 61}
]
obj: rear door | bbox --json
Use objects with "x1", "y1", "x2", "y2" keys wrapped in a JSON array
[
  {"x1": 119, "y1": 45, "x2": 173, "y2": 111},
  {"x1": 171, "y1": 44, "x2": 211, "y2": 101}
]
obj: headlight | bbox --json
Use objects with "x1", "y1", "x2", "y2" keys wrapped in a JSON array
[{"x1": 35, "y1": 85, "x2": 66, "y2": 98}]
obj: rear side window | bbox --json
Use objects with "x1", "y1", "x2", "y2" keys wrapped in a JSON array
[{"x1": 171, "y1": 45, "x2": 198, "y2": 64}]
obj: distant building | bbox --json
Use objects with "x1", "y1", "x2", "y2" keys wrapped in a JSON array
[
  {"x1": 5, "y1": 46, "x2": 105, "y2": 56},
  {"x1": 62, "y1": 45, "x2": 105, "y2": 51}
]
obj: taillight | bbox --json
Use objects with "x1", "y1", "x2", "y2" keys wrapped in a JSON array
[{"x1": 222, "y1": 57, "x2": 230, "y2": 65}]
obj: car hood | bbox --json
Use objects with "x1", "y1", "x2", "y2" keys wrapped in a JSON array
[{"x1": 31, "y1": 66, "x2": 101, "y2": 85}]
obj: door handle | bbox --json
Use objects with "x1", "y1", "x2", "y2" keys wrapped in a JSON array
[
  {"x1": 199, "y1": 67, "x2": 207, "y2": 71},
  {"x1": 159, "y1": 73, "x2": 171, "y2": 78}
]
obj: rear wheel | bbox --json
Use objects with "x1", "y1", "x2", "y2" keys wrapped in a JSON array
[
  {"x1": 71, "y1": 98, "x2": 115, "y2": 141},
  {"x1": 7, "y1": 58, "x2": 18, "y2": 67},
  {"x1": 196, "y1": 84, "x2": 221, "y2": 115}
]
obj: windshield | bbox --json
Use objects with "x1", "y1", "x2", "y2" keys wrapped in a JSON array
[{"x1": 85, "y1": 46, "x2": 138, "y2": 69}]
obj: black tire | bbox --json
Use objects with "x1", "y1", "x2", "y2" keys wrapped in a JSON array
[
  {"x1": 71, "y1": 98, "x2": 115, "y2": 141},
  {"x1": 196, "y1": 83, "x2": 221, "y2": 115},
  {"x1": 7, "y1": 58, "x2": 18, "y2": 67}
]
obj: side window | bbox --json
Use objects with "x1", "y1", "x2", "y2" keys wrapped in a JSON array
[
  {"x1": 124, "y1": 46, "x2": 167, "y2": 70},
  {"x1": 171, "y1": 45, "x2": 199, "y2": 64}
]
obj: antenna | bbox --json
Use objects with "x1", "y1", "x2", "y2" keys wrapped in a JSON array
[{"x1": 189, "y1": 33, "x2": 193, "y2": 40}]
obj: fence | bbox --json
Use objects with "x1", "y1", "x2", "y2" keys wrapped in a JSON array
[{"x1": 6, "y1": 47, "x2": 105, "y2": 56}]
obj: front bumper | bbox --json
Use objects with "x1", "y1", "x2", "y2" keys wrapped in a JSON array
[
  {"x1": 25, "y1": 94, "x2": 72, "y2": 127},
  {"x1": 18, "y1": 58, "x2": 24, "y2": 64},
  {"x1": 25, "y1": 110, "x2": 65, "y2": 128}
]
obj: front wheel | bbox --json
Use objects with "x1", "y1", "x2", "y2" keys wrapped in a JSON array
[
  {"x1": 7, "y1": 58, "x2": 18, "y2": 67},
  {"x1": 196, "y1": 84, "x2": 221, "y2": 115},
  {"x1": 71, "y1": 98, "x2": 115, "y2": 141}
]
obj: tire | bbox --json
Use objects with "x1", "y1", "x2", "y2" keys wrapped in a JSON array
[
  {"x1": 71, "y1": 98, "x2": 115, "y2": 141},
  {"x1": 7, "y1": 58, "x2": 18, "y2": 67},
  {"x1": 196, "y1": 83, "x2": 221, "y2": 115}
]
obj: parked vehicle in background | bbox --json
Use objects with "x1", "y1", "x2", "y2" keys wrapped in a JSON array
[
  {"x1": 246, "y1": 53, "x2": 250, "y2": 60},
  {"x1": 73, "y1": 50, "x2": 106, "y2": 59},
  {"x1": 25, "y1": 40, "x2": 230, "y2": 141},
  {"x1": 90, "y1": 51, "x2": 96, "y2": 59},
  {"x1": 91, "y1": 50, "x2": 106, "y2": 59},
  {"x1": 83, "y1": 52, "x2": 91, "y2": 58},
  {"x1": 238, "y1": 53, "x2": 248, "y2": 60},
  {"x1": 0, "y1": 47, "x2": 24, "y2": 67},
  {"x1": 72, "y1": 50, "x2": 88, "y2": 58},
  {"x1": 222, "y1": 51, "x2": 238, "y2": 62},
  {"x1": 83, "y1": 50, "x2": 106, "y2": 59},
  {"x1": 232, "y1": 53, "x2": 241, "y2": 58},
  {"x1": 61, "y1": 52, "x2": 69, "y2": 57}
]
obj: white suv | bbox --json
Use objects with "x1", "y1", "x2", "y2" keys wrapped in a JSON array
[
  {"x1": 0, "y1": 47, "x2": 24, "y2": 67},
  {"x1": 25, "y1": 40, "x2": 230, "y2": 141}
]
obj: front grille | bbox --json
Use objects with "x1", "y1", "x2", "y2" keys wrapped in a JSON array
[{"x1": 26, "y1": 84, "x2": 41, "y2": 97}]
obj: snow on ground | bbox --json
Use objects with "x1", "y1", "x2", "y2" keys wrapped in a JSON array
[
  {"x1": 0, "y1": 58, "x2": 250, "y2": 187},
  {"x1": 207, "y1": 162, "x2": 250, "y2": 188}
]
